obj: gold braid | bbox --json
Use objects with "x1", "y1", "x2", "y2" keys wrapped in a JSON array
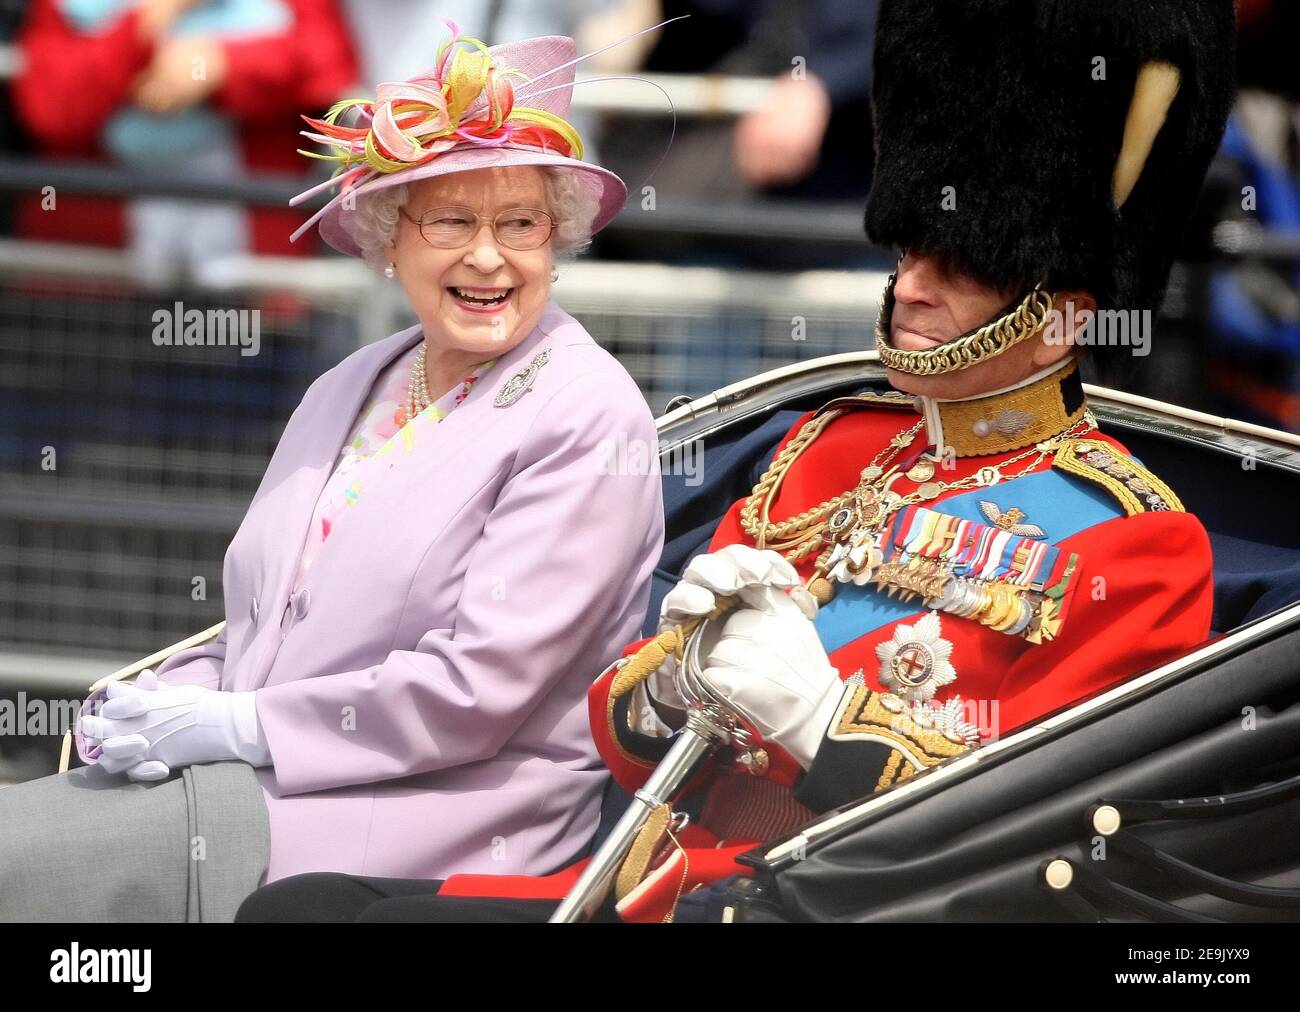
[
  {"x1": 743, "y1": 405, "x2": 1097, "y2": 575},
  {"x1": 741, "y1": 411, "x2": 925, "y2": 563}
]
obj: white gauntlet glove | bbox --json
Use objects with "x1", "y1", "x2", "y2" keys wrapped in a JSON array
[
  {"x1": 78, "y1": 669, "x2": 270, "y2": 782},
  {"x1": 696, "y1": 583, "x2": 845, "y2": 770},
  {"x1": 647, "y1": 544, "x2": 819, "y2": 718}
]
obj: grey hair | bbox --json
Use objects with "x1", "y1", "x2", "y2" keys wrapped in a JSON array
[{"x1": 347, "y1": 167, "x2": 601, "y2": 270}]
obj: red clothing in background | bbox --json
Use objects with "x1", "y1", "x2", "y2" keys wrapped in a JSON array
[{"x1": 11, "y1": 0, "x2": 360, "y2": 255}]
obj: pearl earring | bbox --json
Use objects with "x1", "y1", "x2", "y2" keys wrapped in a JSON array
[
  {"x1": 550, "y1": 266, "x2": 559, "y2": 283},
  {"x1": 384, "y1": 262, "x2": 396, "y2": 278}
]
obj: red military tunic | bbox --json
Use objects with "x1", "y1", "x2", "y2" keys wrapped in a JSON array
[{"x1": 441, "y1": 376, "x2": 1215, "y2": 921}]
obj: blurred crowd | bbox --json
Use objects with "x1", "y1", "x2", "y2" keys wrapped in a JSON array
[
  {"x1": 0, "y1": 0, "x2": 1293, "y2": 426},
  {"x1": 0, "y1": 0, "x2": 880, "y2": 277}
]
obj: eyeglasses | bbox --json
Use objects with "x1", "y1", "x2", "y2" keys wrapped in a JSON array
[{"x1": 400, "y1": 205, "x2": 556, "y2": 251}]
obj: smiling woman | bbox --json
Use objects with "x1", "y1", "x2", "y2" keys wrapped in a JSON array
[
  {"x1": 0, "y1": 28, "x2": 664, "y2": 923},
  {"x1": 351, "y1": 165, "x2": 599, "y2": 405}
]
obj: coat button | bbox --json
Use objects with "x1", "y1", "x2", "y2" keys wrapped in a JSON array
[
  {"x1": 249, "y1": 596, "x2": 260, "y2": 624},
  {"x1": 292, "y1": 588, "x2": 311, "y2": 619}
]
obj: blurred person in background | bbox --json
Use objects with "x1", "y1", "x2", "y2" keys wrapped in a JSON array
[
  {"x1": 1203, "y1": 0, "x2": 1300, "y2": 432},
  {"x1": 339, "y1": 0, "x2": 633, "y2": 83},
  {"x1": 589, "y1": 1, "x2": 882, "y2": 402},
  {"x1": 10, "y1": 0, "x2": 359, "y2": 283},
  {"x1": 598, "y1": 0, "x2": 881, "y2": 269},
  {"x1": 0, "y1": 29, "x2": 663, "y2": 922}
]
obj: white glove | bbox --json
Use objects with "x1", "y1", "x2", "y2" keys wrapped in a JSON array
[
  {"x1": 697, "y1": 583, "x2": 845, "y2": 770},
  {"x1": 659, "y1": 544, "x2": 815, "y2": 628},
  {"x1": 650, "y1": 545, "x2": 818, "y2": 713},
  {"x1": 78, "y1": 670, "x2": 270, "y2": 782}
]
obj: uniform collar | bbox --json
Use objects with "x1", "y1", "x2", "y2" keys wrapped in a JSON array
[{"x1": 918, "y1": 358, "x2": 1086, "y2": 458}]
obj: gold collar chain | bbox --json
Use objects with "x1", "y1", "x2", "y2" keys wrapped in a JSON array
[{"x1": 875, "y1": 272, "x2": 1058, "y2": 378}]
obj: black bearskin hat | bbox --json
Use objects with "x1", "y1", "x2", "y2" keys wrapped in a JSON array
[{"x1": 864, "y1": 0, "x2": 1237, "y2": 370}]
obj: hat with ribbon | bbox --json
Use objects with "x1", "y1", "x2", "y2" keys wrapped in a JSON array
[{"x1": 289, "y1": 24, "x2": 630, "y2": 257}]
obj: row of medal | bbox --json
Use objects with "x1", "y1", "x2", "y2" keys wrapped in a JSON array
[{"x1": 827, "y1": 504, "x2": 1079, "y2": 643}]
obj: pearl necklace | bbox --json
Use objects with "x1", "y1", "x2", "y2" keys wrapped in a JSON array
[{"x1": 405, "y1": 343, "x2": 430, "y2": 424}]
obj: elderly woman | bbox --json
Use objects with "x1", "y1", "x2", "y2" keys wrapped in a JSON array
[{"x1": 0, "y1": 31, "x2": 663, "y2": 922}]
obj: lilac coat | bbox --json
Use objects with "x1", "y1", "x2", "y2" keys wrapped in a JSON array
[{"x1": 144, "y1": 303, "x2": 663, "y2": 882}]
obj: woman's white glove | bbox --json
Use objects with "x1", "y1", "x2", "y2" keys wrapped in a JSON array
[
  {"x1": 78, "y1": 669, "x2": 271, "y2": 782},
  {"x1": 697, "y1": 583, "x2": 845, "y2": 770},
  {"x1": 649, "y1": 545, "x2": 818, "y2": 714}
]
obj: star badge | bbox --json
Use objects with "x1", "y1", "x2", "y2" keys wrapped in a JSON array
[{"x1": 875, "y1": 611, "x2": 957, "y2": 704}]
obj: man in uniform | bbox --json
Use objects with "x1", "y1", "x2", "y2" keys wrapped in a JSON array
[{"x1": 237, "y1": 0, "x2": 1236, "y2": 923}]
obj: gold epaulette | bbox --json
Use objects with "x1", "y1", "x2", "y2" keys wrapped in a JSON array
[
  {"x1": 812, "y1": 389, "x2": 918, "y2": 418},
  {"x1": 1052, "y1": 437, "x2": 1185, "y2": 515}
]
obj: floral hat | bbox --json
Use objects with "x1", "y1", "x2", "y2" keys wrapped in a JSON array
[{"x1": 289, "y1": 24, "x2": 631, "y2": 257}]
